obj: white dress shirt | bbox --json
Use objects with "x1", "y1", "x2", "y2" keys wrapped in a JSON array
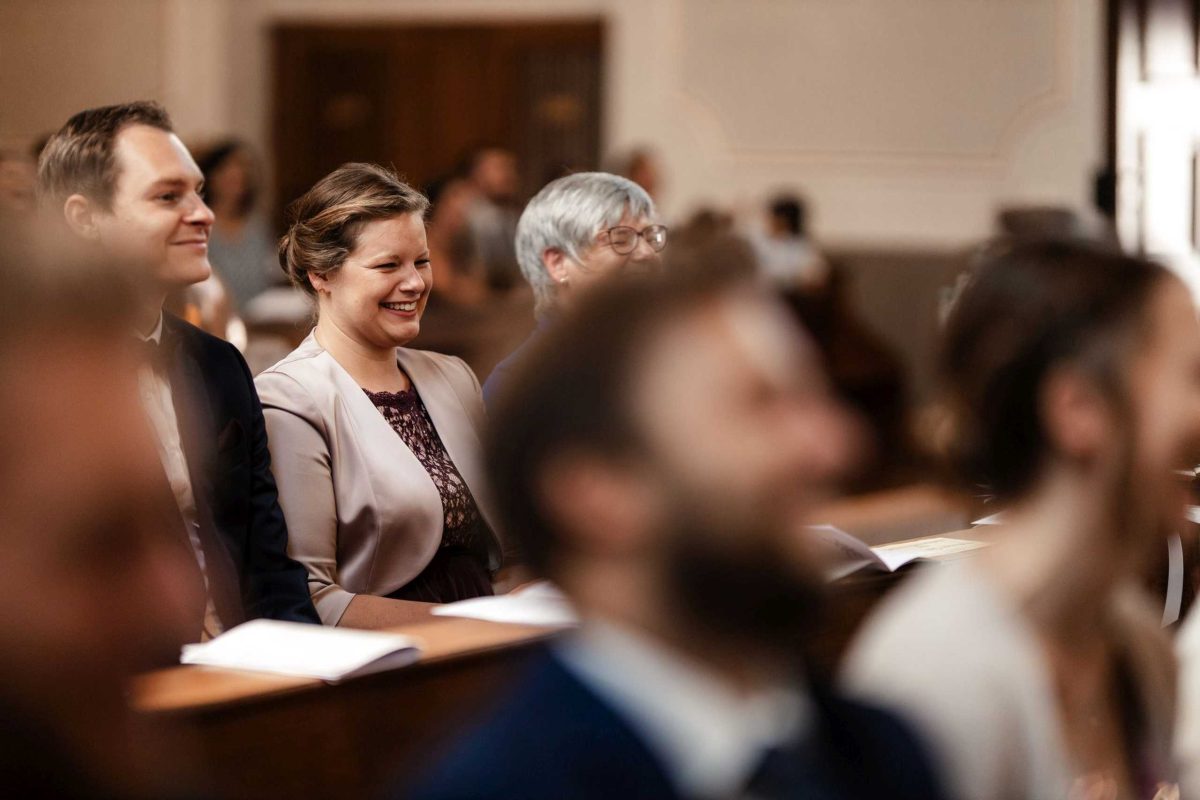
[
  {"x1": 556, "y1": 619, "x2": 810, "y2": 799},
  {"x1": 137, "y1": 314, "x2": 223, "y2": 638}
]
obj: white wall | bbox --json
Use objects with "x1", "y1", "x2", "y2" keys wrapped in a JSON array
[
  {"x1": 1, "y1": 0, "x2": 1102, "y2": 249},
  {"x1": 651, "y1": 0, "x2": 1103, "y2": 247}
]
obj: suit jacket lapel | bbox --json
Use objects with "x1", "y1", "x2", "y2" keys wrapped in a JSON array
[
  {"x1": 161, "y1": 317, "x2": 247, "y2": 628},
  {"x1": 163, "y1": 323, "x2": 215, "y2": 491}
]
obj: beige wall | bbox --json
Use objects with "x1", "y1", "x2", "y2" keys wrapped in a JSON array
[
  {"x1": 1, "y1": 0, "x2": 1102, "y2": 248},
  {"x1": 0, "y1": 0, "x2": 164, "y2": 149}
]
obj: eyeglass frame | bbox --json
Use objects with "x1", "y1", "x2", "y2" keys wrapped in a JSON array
[{"x1": 597, "y1": 224, "x2": 669, "y2": 256}]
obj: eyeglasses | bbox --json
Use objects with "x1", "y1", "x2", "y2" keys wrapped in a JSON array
[{"x1": 600, "y1": 224, "x2": 669, "y2": 255}]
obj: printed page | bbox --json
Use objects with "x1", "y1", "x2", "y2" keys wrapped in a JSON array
[
  {"x1": 432, "y1": 581, "x2": 579, "y2": 627},
  {"x1": 807, "y1": 524, "x2": 889, "y2": 580},
  {"x1": 870, "y1": 537, "x2": 989, "y2": 571},
  {"x1": 180, "y1": 619, "x2": 421, "y2": 682}
]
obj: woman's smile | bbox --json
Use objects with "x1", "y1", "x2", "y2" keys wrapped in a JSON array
[{"x1": 380, "y1": 300, "x2": 419, "y2": 315}]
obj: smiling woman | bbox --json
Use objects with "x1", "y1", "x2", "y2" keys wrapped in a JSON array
[
  {"x1": 309, "y1": 212, "x2": 432, "y2": 363},
  {"x1": 257, "y1": 163, "x2": 507, "y2": 628}
]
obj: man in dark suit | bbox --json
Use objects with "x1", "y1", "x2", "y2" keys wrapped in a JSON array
[
  {"x1": 405, "y1": 271, "x2": 947, "y2": 799},
  {"x1": 38, "y1": 102, "x2": 318, "y2": 635}
]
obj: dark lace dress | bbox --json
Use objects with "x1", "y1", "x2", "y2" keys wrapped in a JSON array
[{"x1": 365, "y1": 387, "x2": 496, "y2": 603}]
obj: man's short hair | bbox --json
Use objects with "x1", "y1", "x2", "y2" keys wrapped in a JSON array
[
  {"x1": 37, "y1": 101, "x2": 174, "y2": 208},
  {"x1": 485, "y1": 269, "x2": 744, "y2": 577}
]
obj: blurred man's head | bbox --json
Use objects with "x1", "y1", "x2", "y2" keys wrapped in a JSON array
[
  {"x1": 0, "y1": 226, "x2": 201, "y2": 787},
  {"x1": 465, "y1": 145, "x2": 518, "y2": 204},
  {"x1": 487, "y1": 271, "x2": 858, "y2": 656},
  {"x1": 38, "y1": 102, "x2": 214, "y2": 296}
]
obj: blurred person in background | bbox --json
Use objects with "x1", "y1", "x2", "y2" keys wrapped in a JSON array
[
  {"x1": 409, "y1": 175, "x2": 534, "y2": 381},
  {"x1": 0, "y1": 149, "x2": 36, "y2": 219},
  {"x1": 162, "y1": 267, "x2": 244, "y2": 348},
  {"x1": 751, "y1": 193, "x2": 828, "y2": 290},
  {"x1": 604, "y1": 145, "x2": 663, "y2": 202},
  {"x1": 667, "y1": 207, "x2": 759, "y2": 282},
  {"x1": 260, "y1": 163, "x2": 506, "y2": 628},
  {"x1": 843, "y1": 239, "x2": 1191, "y2": 799},
  {"x1": 423, "y1": 175, "x2": 481, "y2": 293},
  {"x1": 38, "y1": 101, "x2": 319, "y2": 639},
  {"x1": 0, "y1": 223, "x2": 204, "y2": 797},
  {"x1": 481, "y1": 171, "x2": 666, "y2": 408},
  {"x1": 461, "y1": 143, "x2": 522, "y2": 290},
  {"x1": 405, "y1": 269, "x2": 946, "y2": 800},
  {"x1": 197, "y1": 139, "x2": 278, "y2": 308}
]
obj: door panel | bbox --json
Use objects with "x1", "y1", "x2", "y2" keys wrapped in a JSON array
[{"x1": 271, "y1": 22, "x2": 603, "y2": 229}]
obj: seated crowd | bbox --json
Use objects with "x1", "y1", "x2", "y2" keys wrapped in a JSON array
[{"x1": 5, "y1": 98, "x2": 1200, "y2": 799}]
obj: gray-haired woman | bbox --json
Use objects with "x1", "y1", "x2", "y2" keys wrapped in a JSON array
[{"x1": 482, "y1": 171, "x2": 666, "y2": 407}]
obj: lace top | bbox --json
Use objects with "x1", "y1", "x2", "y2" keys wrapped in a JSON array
[{"x1": 364, "y1": 387, "x2": 491, "y2": 556}]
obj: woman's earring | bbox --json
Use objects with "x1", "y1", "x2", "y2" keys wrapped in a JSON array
[{"x1": 558, "y1": 276, "x2": 569, "y2": 287}]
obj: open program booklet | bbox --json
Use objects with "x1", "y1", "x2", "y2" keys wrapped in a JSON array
[
  {"x1": 180, "y1": 619, "x2": 422, "y2": 683},
  {"x1": 809, "y1": 524, "x2": 989, "y2": 582}
]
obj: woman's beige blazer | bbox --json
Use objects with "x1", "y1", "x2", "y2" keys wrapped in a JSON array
[{"x1": 255, "y1": 332, "x2": 498, "y2": 624}]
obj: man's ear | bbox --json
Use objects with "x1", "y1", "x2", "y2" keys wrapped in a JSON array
[
  {"x1": 1040, "y1": 366, "x2": 1110, "y2": 462},
  {"x1": 62, "y1": 193, "x2": 102, "y2": 239},
  {"x1": 536, "y1": 452, "x2": 660, "y2": 560},
  {"x1": 542, "y1": 248, "x2": 570, "y2": 284}
]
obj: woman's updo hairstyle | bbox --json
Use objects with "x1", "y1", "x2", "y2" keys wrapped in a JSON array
[
  {"x1": 279, "y1": 162, "x2": 430, "y2": 297},
  {"x1": 937, "y1": 237, "x2": 1171, "y2": 502}
]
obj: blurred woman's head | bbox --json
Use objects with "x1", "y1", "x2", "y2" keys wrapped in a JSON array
[
  {"x1": 939, "y1": 238, "x2": 1200, "y2": 543},
  {"x1": 280, "y1": 163, "x2": 431, "y2": 349},
  {"x1": 197, "y1": 140, "x2": 259, "y2": 220},
  {"x1": 515, "y1": 171, "x2": 663, "y2": 318}
]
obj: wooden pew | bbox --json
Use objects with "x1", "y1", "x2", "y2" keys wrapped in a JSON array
[
  {"x1": 134, "y1": 618, "x2": 558, "y2": 798},
  {"x1": 132, "y1": 528, "x2": 996, "y2": 799}
]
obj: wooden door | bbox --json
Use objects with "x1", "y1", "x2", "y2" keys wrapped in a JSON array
[
  {"x1": 271, "y1": 21, "x2": 603, "y2": 228},
  {"x1": 1110, "y1": 0, "x2": 1200, "y2": 281}
]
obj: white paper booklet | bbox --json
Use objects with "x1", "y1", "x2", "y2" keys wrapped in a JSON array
[
  {"x1": 180, "y1": 619, "x2": 421, "y2": 682},
  {"x1": 431, "y1": 581, "x2": 578, "y2": 627},
  {"x1": 808, "y1": 524, "x2": 989, "y2": 582}
]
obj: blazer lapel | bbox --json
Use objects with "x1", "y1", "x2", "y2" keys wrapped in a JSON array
[
  {"x1": 163, "y1": 327, "x2": 215, "y2": 489},
  {"x1": 320, "y1": 347, "x2": 437, "y2": 484},
  {"x1": 301, "y1": 332, "x2": 501, "y2": 568},
  {"x1": 397, "y1": 349, "x2": 494, "y2": 526},
  {"x1": 161, "y1": 318, "x2": 247, "y2": 627}
]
